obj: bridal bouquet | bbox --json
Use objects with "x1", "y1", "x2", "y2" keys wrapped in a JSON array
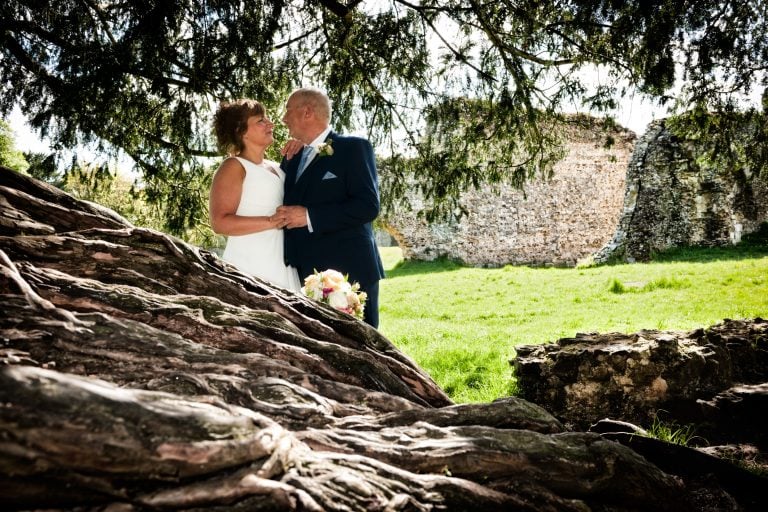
[{"x1": 302, "y1": 269, "x2": 366, "y2": 320}]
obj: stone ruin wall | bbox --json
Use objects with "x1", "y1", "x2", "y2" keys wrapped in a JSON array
[
  {"x1": 383, "y1": 118, "x2": 768, "y2": 267},
  {"x1": 593, "y1": 120, "x2": 768, "y2": 263},
  {"x1": 383, "y1": 122, "x2": 636, "y2": 267}
]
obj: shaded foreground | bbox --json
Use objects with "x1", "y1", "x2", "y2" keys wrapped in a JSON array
[{"x1": 0, "y1": 166, "x2": 762, "y2": 511}]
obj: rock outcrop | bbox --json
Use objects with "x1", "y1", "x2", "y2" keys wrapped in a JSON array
[{"x1": 513, "y1": 318, "x2": 768, "y2": 433}]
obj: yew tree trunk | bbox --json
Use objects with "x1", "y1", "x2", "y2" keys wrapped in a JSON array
[{"x1": 0, "y1": 166, "x2": 713, "y2": 511}]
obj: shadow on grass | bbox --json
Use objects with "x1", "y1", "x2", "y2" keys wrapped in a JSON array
[
  {"x1": 652, "y1": 225, "x2": 768, "y2": 263},
  {"x1": 652, "y1": 245, "x2": 768, "y2": 263},
  {"x1": 385, "y1": 257, "x2": 465, "y2": 278},
  {"x1": 384, "y1": 223, "x2": 768, "y2": 275}
]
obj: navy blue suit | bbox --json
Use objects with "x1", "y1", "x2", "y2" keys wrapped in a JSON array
[{"x1": 281, "y1": 131, "x2": 385, "y2": 327}]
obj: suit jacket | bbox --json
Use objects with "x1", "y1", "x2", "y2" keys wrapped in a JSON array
[{"x1": 281, "y1": 131, "x2": 385, "y2": 286}]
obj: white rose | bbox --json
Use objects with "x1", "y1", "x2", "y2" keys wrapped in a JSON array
[
  {"x1": 326, "y1": 289, "x2": 350, "y2": 310},
  {"x1": 321, "y1": 269, "x2": 347, "y2": 289},
  {"x1": 301, "y1": 273, "x2": 324, "y2": 299},
  {"x1": 303, "y1": 273, "x2": 320, "y2": 288}
]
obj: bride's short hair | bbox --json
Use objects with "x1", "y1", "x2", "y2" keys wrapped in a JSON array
[{"x1": 213, "y1": 99, "x2": 266, "y2": 155}]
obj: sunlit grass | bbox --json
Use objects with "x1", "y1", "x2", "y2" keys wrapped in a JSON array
[
  {"x1": 378, "y1": 243, "x2": 768, "y2": 403},
  {"x1": 644, "y1": 415, "x2": 702, "y2": 446}
]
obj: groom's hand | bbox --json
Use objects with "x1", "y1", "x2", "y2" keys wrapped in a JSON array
[{"x1": 276, "y1": 205, "x2": 308, "y2": 229}]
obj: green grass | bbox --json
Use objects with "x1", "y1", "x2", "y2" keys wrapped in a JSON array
[
  {"x1": 377, "y1": 244, "x2": 768, "y2": 404},
  {"x1": 644, "y1": 415, "x2": 701, "y2": 446}
]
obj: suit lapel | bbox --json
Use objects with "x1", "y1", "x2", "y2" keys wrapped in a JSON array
[
  {"x1": 283, "y1": 153, "x2": 301, "y2": 196},
  {"x1": 296, "y1": 152, "x2": 318, "y2": 183},
  {"x1": 295, "y1": 131, "x2": 337, "y2": 184},
  {"x1": 304, "y1": 152, "x2": 321, "y2": 173}
]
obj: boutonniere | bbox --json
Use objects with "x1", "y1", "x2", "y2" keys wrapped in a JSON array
[{"x1": 317, "y1": 138, "x2": 334, "y2": 157}]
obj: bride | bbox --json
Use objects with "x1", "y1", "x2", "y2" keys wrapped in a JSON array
[{"x1": 209, "y1": 99, "x2": 301, "y2": 291}]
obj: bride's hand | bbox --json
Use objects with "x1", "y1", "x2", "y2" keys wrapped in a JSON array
[
  {"x1": 269, "y1": 213, "x2": 286, "y2": 229},
  {"x1": 280, "y1": 138, "x2": 304, "y2": 160}
]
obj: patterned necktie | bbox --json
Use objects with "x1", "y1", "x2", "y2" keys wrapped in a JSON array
[{"x1": 295, "y1": 146, "x2": 313, "y2": 182}]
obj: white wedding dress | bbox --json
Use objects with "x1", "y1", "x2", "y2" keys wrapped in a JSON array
[{"x1": 221, "y1": 157, "x2": 301, "y2": 291}]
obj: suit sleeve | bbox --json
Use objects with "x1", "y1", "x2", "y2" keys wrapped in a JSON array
[{"x1": 307, "y1": 138, "x2": 380, "y2": 234}]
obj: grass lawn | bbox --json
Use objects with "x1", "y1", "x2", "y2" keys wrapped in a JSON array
[{"x1": 377, "y1": 243, "x2": 768, "y2": 404}]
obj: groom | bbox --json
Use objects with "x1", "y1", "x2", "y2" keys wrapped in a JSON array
[{"x1": 277, "y1": 87, "x2": 385, "y2": 328}]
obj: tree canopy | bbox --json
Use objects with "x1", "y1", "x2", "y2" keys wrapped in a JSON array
[{"x1": 1, "y1": 0, "x2": 766, "y2": 232}]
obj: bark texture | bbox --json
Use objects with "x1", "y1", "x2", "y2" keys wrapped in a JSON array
[{"x1": 0, "y1": 166, "x2": 754, "y2": 511}]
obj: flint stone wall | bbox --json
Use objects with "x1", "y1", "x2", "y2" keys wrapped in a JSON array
[
  {"x1": 383, "y1": 122, "x2": 635, "y2": 267},
  {"x1": 385, "y1": 118, "x2": 768, "y2": 267},
  {"x1": 594, "y1": 120, "x2": 768, "y2": 262}
]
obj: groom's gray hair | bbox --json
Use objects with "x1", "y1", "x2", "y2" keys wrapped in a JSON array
[{"x1": 291, "y1": 87, "x2": 332, "y2": 123}]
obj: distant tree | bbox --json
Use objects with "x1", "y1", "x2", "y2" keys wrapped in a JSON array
[
  {"x1": 2, "y1": 120, "x2": 219, "y2": 247},
  {"x1": 63, "y1": 162, "x2": 221, "y2": 249},
  {"x1": 0, "y1": 119, "x2": 28, "y2": 172},
  {"x1": 1, "y1": 1, "x2": 766, "y2": 231},
  {"x1": 22, "y1": 151, "x2": 62, "y2": 187}
]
